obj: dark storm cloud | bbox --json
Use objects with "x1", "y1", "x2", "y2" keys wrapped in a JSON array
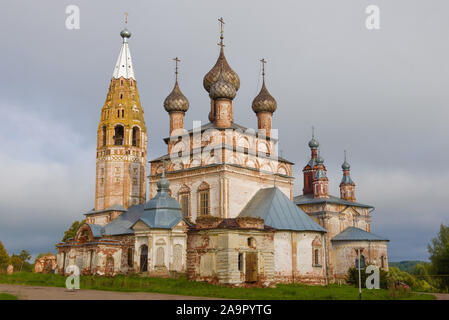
[{"x1": 0, "y1": 0, "x2": 448, "y2": 260}]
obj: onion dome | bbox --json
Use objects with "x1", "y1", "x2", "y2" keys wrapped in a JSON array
[
  {"x1": 163, "y1": 81, "x2": 189, "y2": 113},
  {"x1": 203, "y1": 47, "x2": 240, "y2": 93},
  {"x1": 157, "y1": 168, "x2": 170, "y2": 191},
  {"x1": 316, "y1": 153, "x2": 324, "y2": 165},
  {"x1": 252, "y1": 81, "x2": 277, "y2": 113},
  {"x1": 120, "y1": 28, "x2": 131, "y2": 41},
  {"x1": 308, "y1": 138, "x2": 319, "y2": 149},
  {"x1": 342, "y1": 150, "x2": 350, "y2": 170},
  {"x1": 209, "y1": 71, "x2": 236, "y2": 100}
]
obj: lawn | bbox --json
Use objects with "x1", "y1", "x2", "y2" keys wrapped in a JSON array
[
  {"x1": 0, "y1": 272, "x2": 434, "y2": 300},
  {"x1": 0, "y1": 293, "x2": 18, "y2": 300}
]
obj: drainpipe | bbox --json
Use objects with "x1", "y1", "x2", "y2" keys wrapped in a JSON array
[{"x1": 321, "y1": 215, "x2": 329, "y2": 285}]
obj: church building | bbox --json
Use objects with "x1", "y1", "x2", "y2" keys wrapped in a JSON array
[{"x1": 56, "y1": 19, "x2": 388, "y2": 286}]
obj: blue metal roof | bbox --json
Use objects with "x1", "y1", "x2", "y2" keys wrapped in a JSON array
[
  {"x1": 87, "y1": 224, "x2": 104, "y2": 238},
  {"x1": 331, "y1": 227, "x2": 389, "y2": 242},
  {"x1": 294, "y1": 194, "x2": 373, "y2": 209},
  {"x1": 238, "y1": 187, "x2": 326, "y2": 232},
  {"x1": 85, "y1": 204, "x2": 127, "y2": 215}
]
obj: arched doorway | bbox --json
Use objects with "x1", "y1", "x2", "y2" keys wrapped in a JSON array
[
  {"x1": 105, "y1": 256, "x2": 114, "y2": 276},
  {"x1": 173, "y1": 245, "x2": 182, "y2": 271},
  {"x1": 140, "y1": 245, "x2": 148, "y2": 272}
]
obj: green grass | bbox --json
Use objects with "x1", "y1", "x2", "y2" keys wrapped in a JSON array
[
  {"x1": 0, "y1": 272, "x2": 435, "y2": 300},
  {"x1": 0, "y1": 293, "x2": 18, "y2": 300}
]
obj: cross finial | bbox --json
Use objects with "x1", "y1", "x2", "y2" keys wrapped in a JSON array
[
  {"x1": 173, "y1": 57, "x2": 180, "y2": 82},
  {"x1": 218, "y1": 17, "x2": 225, "y2": 48},
  {"x1": 344, "y1": 150, "x2": 347, "y2": 162},
  {"x1": 161, "y1": 159, "x2": 166, "y2": 177},
  {"x1": 124, "y1": 12, "x2": 128, "y2": 24},
  {"x1": 260, "y1": 58, "x2": 266, "y2": 81},
  {"x1": 312, "y1": 126, "x2": 315, "y2": 138}
]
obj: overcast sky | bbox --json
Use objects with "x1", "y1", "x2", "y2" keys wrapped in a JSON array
[{"x1": 1, "y1": 0, "x2": 448, "y2": 261}]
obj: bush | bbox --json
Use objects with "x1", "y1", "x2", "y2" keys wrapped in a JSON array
[{"x1": 346, "y1": 265, "x2": 389, "y2": 289}]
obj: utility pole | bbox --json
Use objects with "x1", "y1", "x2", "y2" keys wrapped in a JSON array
[{"x1": 358, "y1": 248, "x2": 362, "y2": 300}]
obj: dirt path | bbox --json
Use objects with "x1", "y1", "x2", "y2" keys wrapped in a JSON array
[{"x1": 0, "y1": 284, "x2": 220, "y2": 300}]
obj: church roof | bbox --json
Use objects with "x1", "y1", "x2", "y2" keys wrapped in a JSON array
[
  {"x1": 238, "y1": 187, "x2": 326, "y2": 233},
  {"x1": 112, "y1": 29, "x2": 135, "y2": 79},
  {"x1": 84, "y1": 204, "x2": 127, "y2": 216},
  {"x1": 294, "y1": 194, "x2": 373, "y2": 209},
  {"x1": 87, "y1": 224, "x2": 105, "y2": 238},
  {"x1": 331, "y1": 227, "x2": 389, "y2": 242}
]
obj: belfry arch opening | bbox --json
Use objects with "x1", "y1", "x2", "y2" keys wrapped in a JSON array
[
  {"x1": 102, "y1": 126, "x2": 107, "y2": 146},
  {"x1": 114, "y1": 125, "x2": 124, "y2": 145},
  {"x1": 132, "y1": 126, "x2": 140, "y2": 147}
]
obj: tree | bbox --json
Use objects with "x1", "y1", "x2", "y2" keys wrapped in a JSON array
[
  {"x1": 428, "y1": 223, "x2": 449, "y2": 291},
  {"x1": 0, "y1": 241, "x2": 10, "y2": 272},
  {"x1": 9, "y1": 255, "x2": 23, "y2": 272},
  {"x1": 18, "y1": 250, "x2": 31, "y2": 271},
  {"x1": 62, "y1": 219, "x2": 85, "y2": 242}
]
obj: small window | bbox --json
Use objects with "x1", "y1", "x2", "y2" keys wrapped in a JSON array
[
  {"x1": 122, "y1": 109, "x2": 124, "y2": 118},
  {"x1": 181, "y1": 194, "x2": 190, "y2": 217},
  {"x1": 117, "y1": 109, "x2": 120, "y2": 118},
  {"x1": 238, "y1": 253, "x2": 243, "y2": 271},
  {"x1": 381, "y1": 256, "x2": 385, "y2": 268},
  {"x1": 313, "y1": 249, "x2": 321, "y2": 266},
  {"x1": 120, "y1": 93, "x2": 123, "y2": 99},
  {"x1": 199, "y1": 191, "x2": 209, "y2": 215}
]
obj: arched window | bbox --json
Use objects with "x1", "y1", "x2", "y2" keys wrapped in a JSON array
[
  {"x1": 381, "y1": 255, "x2": 385, "y2": 269},
  {"x1": 114, "y1": 125, "x2": 124, "y2": 145},
  {"x1": 355, "y1": 255, "x2": 366, "y2": 269},
  {"x1": 179, "y1": 185, "x2": 191, "y2": 218},
  {"x1": 102, "y1": 126, "x2": 107, "y2": 146},
  {"x1": 314, "y1": 249, "x2": 320, "y2": 266},
  {"x1": 132, "y1": 127, "x2": 140, "y2": 147},
  {"x1": 122, "y1": 109, "x2": 124, "y2": 118},
  {"x1": 156, "y1": 247, "x2": 165, "y2": 267},
  {"x1": 198, "y1": 182, "x2": 210, "y2": 216}
]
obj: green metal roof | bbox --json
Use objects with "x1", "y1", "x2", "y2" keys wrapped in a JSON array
[{"x1": 238, "y1": 187, "x2": 326, "y2": 232}]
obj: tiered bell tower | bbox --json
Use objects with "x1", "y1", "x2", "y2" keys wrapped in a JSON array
[{"x1": 95, "y1": 26, "x2": 147, "y2": 211}]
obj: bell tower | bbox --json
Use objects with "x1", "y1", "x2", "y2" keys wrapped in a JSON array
[{"x1": 95, "y1": 25, "x2": 147, "y2": 211}]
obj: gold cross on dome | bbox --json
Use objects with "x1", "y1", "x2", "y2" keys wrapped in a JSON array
[
  {"x1": 260, "y1": 58, "x2": 267, "y2": 78},
  {"x1": 218, "y1": 17, "x2": 225, "y2": 48},
  {"x1": 173, "y1": 57, "x2": 180, "y2": 81},
  {"x1": 125, "y1": 12, "x2": 128, "y2": 24}
]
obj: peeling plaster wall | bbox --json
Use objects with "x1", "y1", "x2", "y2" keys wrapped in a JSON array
[{"x1": 273, "y1": 231, "x2": 327, "y2": 284}]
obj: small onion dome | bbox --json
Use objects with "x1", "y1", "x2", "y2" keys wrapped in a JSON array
[
  {"x1": 209, "y1": 71, "x2": 236, "y2": 100},
  {"x1": 252, "y1": 81, "x2": 277, "y2": 113},
  {"x1": 157, "y1": 170, "x2": 170, "y2": 191},
  {"x1": 120, "y1": 28, "x2": 131, "y2": 39},
  {"x1": 342, "y1": 160, "x2": 350, "y2": 170},
  {"x1": 203, "y1": 48, "x2": 240, "y2": 93},
  {"x1": 308, "y1": 138, "x2": 319, "y2": 149},
  {"x1": 163, "y1": 81, "x2": 189, "y2": 113},
  {"x1": 316, "y1": 154, "x2": 324, "y2": 165}
]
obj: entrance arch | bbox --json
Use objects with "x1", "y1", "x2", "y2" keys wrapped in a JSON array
[{"x1": 140, "y1": 245, "x2": 148, "y2": 272}]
